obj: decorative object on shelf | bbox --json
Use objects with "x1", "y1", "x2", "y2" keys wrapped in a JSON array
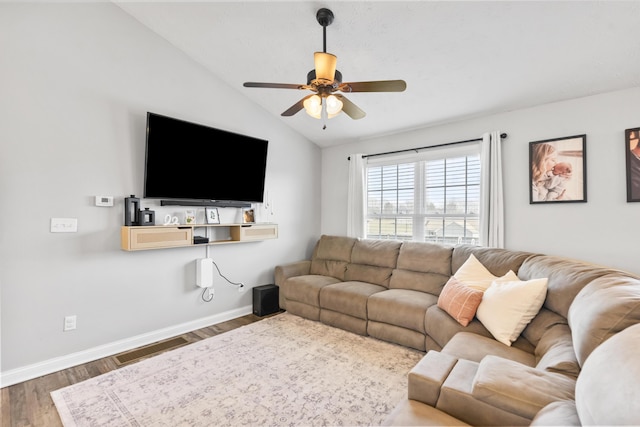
[
  {"x1": 529, "y1": 134, "x2": 587, "y2": 204},
  {"x1": 243, "y1": 208, "x2": 255, "y2": 224},
  {"x1": 205, "y1": 207, "x2": 220, "y2": 224},
  {"x1": 185, "y1": 210, "x2": 196, "y2": 224},
  {"x1": 625, "y1": 127, "x2": 640, "y2": 202},
  {"x1": 163, "y1": 214, "x2": 179, "y2": 226},
  {"x1": 139, "y1": 208, "x2": 155, "y2": 226},
  {"x1": 124, "y1": 195, "x2": 141, "y2": 226}
]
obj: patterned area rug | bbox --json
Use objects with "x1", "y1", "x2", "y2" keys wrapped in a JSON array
[{"x1": 51, "y1": 312, "x2": 423, "y2": 426}]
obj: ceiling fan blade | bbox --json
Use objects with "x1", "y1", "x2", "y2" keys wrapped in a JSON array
[
  {"x1": 314, "y1": 52, "x2": 337, "y2": 83},
  {"x1": 281, "y1": 95, "x2": 314, "y2": 117},
  {"x1": 339, "y1": 80, "x2": 407, "y2": 93},
  {"x1": 244, "y1": 82, "x2": 305, "y2": 90},
  {"x1": 337, "y1": 95, "x2": 366, "y2": 120}
]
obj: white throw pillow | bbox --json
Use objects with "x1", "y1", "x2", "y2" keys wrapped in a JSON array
[
  {"x1": 476, "y1": 278, "x2": 548, "y2": 346},
  {"x1": 454, "y1": 254, "x2": 519, "y2": 291}
]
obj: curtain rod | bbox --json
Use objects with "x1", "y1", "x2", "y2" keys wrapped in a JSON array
[{"x1": 347, "y1": 133, "x2": 508, "y2": 161}]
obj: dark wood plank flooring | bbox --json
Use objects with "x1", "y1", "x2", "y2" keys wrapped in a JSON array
[{"x1": 1, "y1": 313, "x2": 272, "y2": 427}]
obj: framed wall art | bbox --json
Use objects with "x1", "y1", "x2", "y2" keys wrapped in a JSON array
[
  {"x1": 243, "y1": 208, "x2": 255, "y2": 224},
  {"x1": 626, "y1": 127, "x2": 640, "y2": 202},
  {"x1": 205, "y1": 207, "x2": 220, "y2": 224},
  {"x1": 530, "y1": 134, "x2": 587, "y2": 204}
]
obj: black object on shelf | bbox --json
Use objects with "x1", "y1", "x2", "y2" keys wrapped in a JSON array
[
  {"x1": 124, "y1": 195, "x2": 140, "y2": 226},
  {"x1": 253, "y1": 284, "x2": 279, "y2": 317},
  {"x1": 139, "y1": 208, "x2": 155, "y2": 226},
  {"x1": 193, "y1": 236, "x2": 209, "y2": 244}
]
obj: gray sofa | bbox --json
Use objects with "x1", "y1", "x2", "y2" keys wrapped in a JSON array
[{"x1": 274, "y1": 235, "x2": 640, "y2": 426}]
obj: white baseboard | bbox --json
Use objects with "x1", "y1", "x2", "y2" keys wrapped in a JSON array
[{"x1": 0, "y1": 305, "x2": 253, "y2": 388}]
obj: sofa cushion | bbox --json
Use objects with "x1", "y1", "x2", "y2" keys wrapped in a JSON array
[
  {"x1": 472, "y1": 356, "x2": 576, "y2": 420},
  {"x1": 389, "y1": 242, "x2": 452, "y2": 293},
  {"x1": 368, "y1": 289, "x2": 438, "y2": 333},
  {"x1": 309, "y1": 235, "x2": 356, "y2": 279},
  {"x1": 530, "y1": 401, "x2": 580, "y2": 426},
  {"x1": 345, "y1": 239, "x2": 402, "y2": 287},
  {"x1": 517, "y1": 255, "x2": 619, "y2": 319},
  {"x1": 452, "y1": 246, "x2": 534, "y2": 278},
  {"x1": 568, "y1": 273, "x2": 640, "y2": 366},
  {"x1": 351, "y1": 238, "x2": 401, "y2": 267},
  {"x1": 319, "y1": 281, "x2": 386, "y2": 319},
  {"x1": 521, "y1": 308, "x2": 568, "y2": 348},
  {"x1": 476, "y1": 278, "x2": 548, "y2": 346},
  {"x1": 425, "y1": 305, "x2": 494, "y2": 350},
  {"x1": 282, "y1": 275, "x2": 342, "y2": 306},
  {"x1": 534, "y1": 324, "x2": 580, "y2": 378},
  {"x1": 575, "y1": 323, "x2": 640, "y2": 425},
  {"x1": 442, "y1": 332, "x2": 536, "y2": 366},
  {"x1": 436, "y1": 359, "x2": 531, "y2": 426},
  {"x1": 437, "y1": 277, "x2": 484, "y2": 327}
]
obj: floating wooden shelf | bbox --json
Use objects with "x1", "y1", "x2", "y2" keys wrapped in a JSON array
[{"x1": 121, "y1": 223, "x2": 278, "y2": 251}]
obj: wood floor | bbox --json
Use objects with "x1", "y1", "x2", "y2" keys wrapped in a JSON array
[{"x1": 1, "y1": 313, "x2": 271, "y2": 427}]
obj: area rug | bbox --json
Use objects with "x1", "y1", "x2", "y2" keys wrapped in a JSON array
[{"x1": 51, "y1": 312, "x2": 423, "y2": 426}]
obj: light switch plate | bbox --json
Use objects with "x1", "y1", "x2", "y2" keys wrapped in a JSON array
[{"x1": 51, "y1": 218, "x2": 78, "y2": 233}]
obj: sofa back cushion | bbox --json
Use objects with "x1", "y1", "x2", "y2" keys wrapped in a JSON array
[
  {"x1": 452, "y1": 245, "x2": 533, "y2": 278},
  {"x1": 534, "y1": 324, "x2": 580, "y2": 378},
  {"x1": 518, "y1": 255, "x2": 619, "y2": 320},
  {"x1": 309, "y1": 235, "x2": 357, "y2": 280},
  {"x1": 390, "y1": 241, "x2": 453, "y2": 294},
  {"x1": 568, "y1": 273, "x2": 640, "y2": 366},
  {"x1": 344, "y1": 239, "x2": 401, "y2": 287}
]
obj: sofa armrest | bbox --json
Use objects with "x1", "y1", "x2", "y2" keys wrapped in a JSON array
[
  {"x1": 472, "y1": 355, "x2": 576, "y2": 419},
  {"x1": 275, "y1": 260, "x2": 311, "y2": 287},
  {"x1": 409, "y1": 351, "x2": 458, "y2": 406}
]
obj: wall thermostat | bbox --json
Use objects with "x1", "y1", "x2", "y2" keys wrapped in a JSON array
[{"x1": 95, "y1": 196, "x2": 114, "y2": 207}]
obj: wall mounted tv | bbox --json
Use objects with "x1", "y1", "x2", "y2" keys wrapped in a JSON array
[{"x1": 144, "y1": 112, "x2": 268, "y2": 207}]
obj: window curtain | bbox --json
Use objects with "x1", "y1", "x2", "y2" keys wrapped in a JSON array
[
  {"x1": 480, "y1": 131, "x2": 504, "y2": 248},
  {"x1": 347, "y1": 154, "x2": 366, "y2": 238}
]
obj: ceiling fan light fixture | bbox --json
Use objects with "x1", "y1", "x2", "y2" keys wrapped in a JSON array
[
  {"x1": 303, "y1": 94, "x2": 322, "y2": 118},
  {"x1": 314, "y1": 52, "x2": 337, "y2": 83},
  {"x1": 326, "y1": 94, "x2": 343, "y2": 117}
]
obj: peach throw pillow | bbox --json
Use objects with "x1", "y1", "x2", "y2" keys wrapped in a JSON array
[{"x1": 437, "y1": 276, "x2": 484, "y2": 326}]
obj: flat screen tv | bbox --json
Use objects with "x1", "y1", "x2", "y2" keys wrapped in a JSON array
[{"x1": 144, "y1": 112, "x2": 268, "y2": 205}]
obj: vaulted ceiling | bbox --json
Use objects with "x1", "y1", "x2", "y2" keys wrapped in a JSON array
[{"x1": 116, "y1": 1, "x2": 640, "y2": 147}]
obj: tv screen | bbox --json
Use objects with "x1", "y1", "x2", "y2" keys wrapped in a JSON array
[{"x1": 144, "y1": 112, "x2": 268, "y2": 203}]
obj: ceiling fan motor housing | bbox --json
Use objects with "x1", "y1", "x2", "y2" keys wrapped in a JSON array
[{"x1": 307, "y1": 69, "x2": 342, "y2": 87}]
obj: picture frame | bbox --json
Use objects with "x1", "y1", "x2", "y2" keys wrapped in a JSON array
[
  {"x1": 625, "y1": 127, "x2": 640, "y2": 202},
  {"x1": 242, "y1": 208, "x2": 255, "y2": 224},
  {"x1": 529, "y1": 134, "x2": 587, "y2": 204},
  {"x1": 205, "y1": 207, "x2": 220, "y2": 224}
]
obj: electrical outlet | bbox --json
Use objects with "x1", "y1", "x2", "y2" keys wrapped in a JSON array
[
  {"x1": 238, "y1": 283, "x2": 246, "y2": 293},
  {"x1": 64, "y1": 315, "x2": 77, "y2": 331}
]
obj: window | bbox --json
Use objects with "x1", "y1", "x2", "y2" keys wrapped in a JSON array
[{"x1": 366, "y1": 146, "x2": 481, "y2": 245}]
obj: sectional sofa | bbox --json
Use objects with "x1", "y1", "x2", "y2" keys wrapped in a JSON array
[{"x1": 274, "y1": 235, "x2": 640, "y2": 426}]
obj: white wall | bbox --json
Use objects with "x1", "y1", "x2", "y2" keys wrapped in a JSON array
[
  {"x1": 322, "y1": 88, "x2": 640, "y2": 276},
  {"x1": 0, "y1": 3, "x2": 321, "y2": 381}
]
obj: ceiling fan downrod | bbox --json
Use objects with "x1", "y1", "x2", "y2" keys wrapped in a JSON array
[{"x1": 316, "y1": 8, "x2": 334, "y2": 53}]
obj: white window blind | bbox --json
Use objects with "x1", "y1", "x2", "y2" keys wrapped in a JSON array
[{"x1": 365, "y1": 143, "x2": 481, "y2": 245}]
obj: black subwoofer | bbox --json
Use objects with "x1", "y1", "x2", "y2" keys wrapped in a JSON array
[{"x1": 253, "y1": 284, "x2": 279, "y2": 317}]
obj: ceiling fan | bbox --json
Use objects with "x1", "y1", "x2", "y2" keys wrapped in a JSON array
[{"x1": 243, "y1": 8, "x2": 406, "y2": 124}]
